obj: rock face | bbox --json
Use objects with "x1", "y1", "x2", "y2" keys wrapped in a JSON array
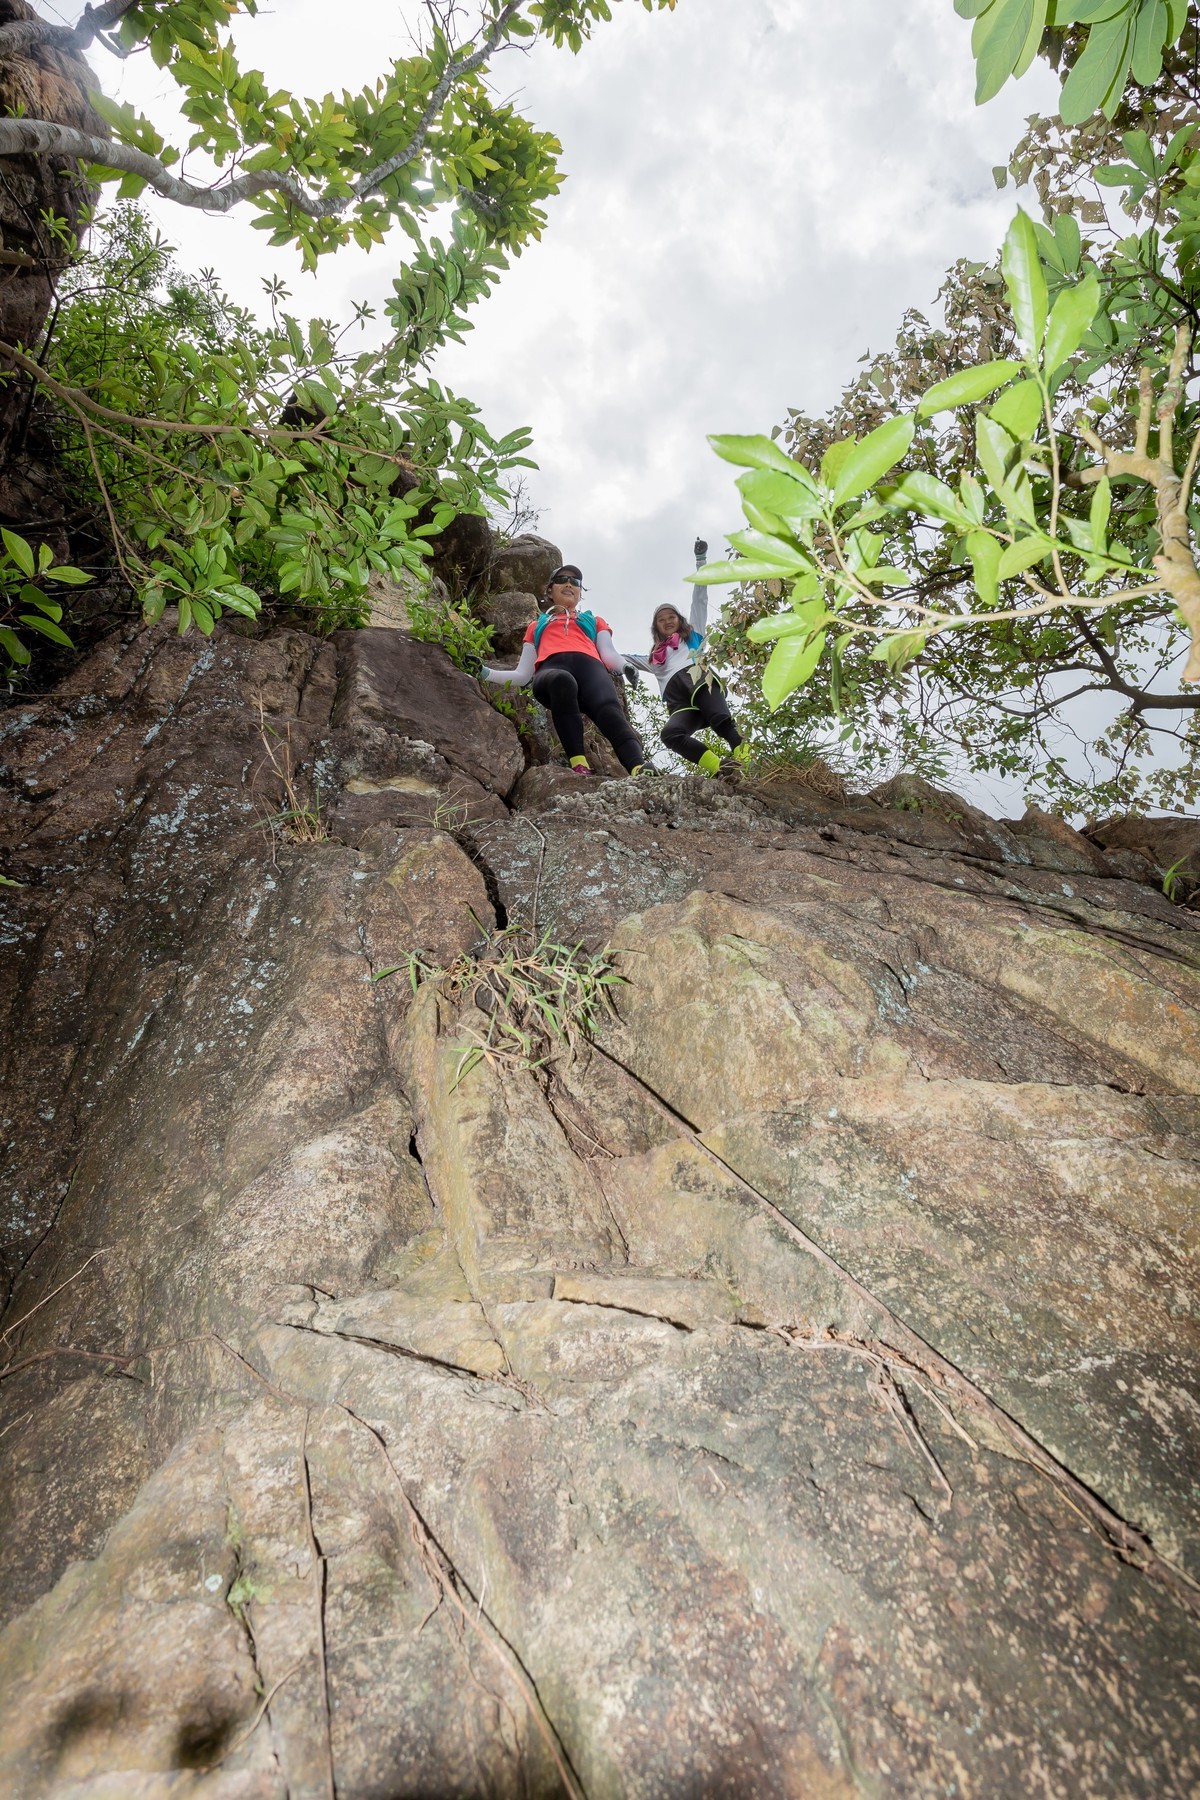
[{"x1": 1, "y1": 622, "x2": 1199, "y2": 1798}]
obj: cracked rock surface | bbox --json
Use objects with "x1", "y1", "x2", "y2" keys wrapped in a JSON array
[{"x1": 1, "y1": 620, "x2": 1198, "y2": 1798}]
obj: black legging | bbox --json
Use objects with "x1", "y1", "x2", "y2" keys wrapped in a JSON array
[
  {"x1": 660, "y1": 668, "x2": 742, "y2": 764},
  {"x1": 531, "y1": 651, "x2": 644, "y2": 772}
]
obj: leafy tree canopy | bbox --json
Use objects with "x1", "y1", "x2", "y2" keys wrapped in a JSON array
[
  {"x1": 0, "y1": 1, "x2": 676, "y2": 671},
  {"x1": 0, "y1": 1, "x2": 676, "y2": 264},
  {"x1": 703, "y1": 5, "x2": 1200, "y2": 815}
]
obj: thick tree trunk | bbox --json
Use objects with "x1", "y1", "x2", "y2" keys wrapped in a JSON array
[{"x1": 0, "y1": 0, "x2": 104, "y2": 513}]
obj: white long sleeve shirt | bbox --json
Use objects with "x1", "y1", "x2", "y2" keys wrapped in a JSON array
[
  {"x1": 482, "y1": 606, "x2": 624, "y2": 686},
  {"x1": 622, "y1": 570, "x2": 709, "y2": 697}
]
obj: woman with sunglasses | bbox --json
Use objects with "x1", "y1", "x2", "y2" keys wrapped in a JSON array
[{"x1": 480, "y1": 564, "x2": 647, "y2": 775}]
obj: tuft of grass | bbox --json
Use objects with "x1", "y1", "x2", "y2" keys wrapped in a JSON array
[
  {"x1": 375, "y1": 920, "x2": 627, "y2": 1089},
  {"x1": 1162, "y1": 855, "x2": 1195, "y2": 903},
  {"x1": 253, "y1": 696, "x2": 328, "y2": 848},
  {"x1": 747, "y1": 750, "x2": 849, "y2": 802}
]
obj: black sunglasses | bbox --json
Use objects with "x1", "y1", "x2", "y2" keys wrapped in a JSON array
[{"x1": 551, "y1": 573, "x2": 583, "y2": 588}]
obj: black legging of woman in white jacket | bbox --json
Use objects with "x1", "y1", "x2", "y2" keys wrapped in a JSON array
[{"x1": 622, "y1": 549, "x2": 744, "y2": 765}]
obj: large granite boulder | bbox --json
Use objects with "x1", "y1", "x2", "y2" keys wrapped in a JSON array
[
  {"x1": 1091, "y1": 812, "x2": 1200, "y2": 901},
  {"x1": 1, "y1": 621, "x2": 1198, "y2": 1797},
  {"x1": 485, "y1": 532, "x2": 564, "y2": 598},
  {"x1": 476, "y1": 587, "x2": 538, "y2": 656}
]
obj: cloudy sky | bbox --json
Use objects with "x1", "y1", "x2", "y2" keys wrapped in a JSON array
[{"x1": 91, "y1": 0, "x2": 1066, "y2": 806}]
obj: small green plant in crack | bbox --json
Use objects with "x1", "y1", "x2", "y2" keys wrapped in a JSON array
[
  {"x1": 375, "y1": 921, "x2": 628, "y2": 1088},
  {"x1": 253, "y1": 696, "x2": 328, "y2": 849},
  {"x1": 406, "y1": 589, "x2": 496, "y2": 674},
  {"x1": 1162, "y1": 856, "x2": 1195, "y2": 904},
  {"x1": 226, "y1": 1571, "x2": 271, "y2": 1625},
  {"x1": 0, "y1": 528, "x2": 89, "y2": 678}
]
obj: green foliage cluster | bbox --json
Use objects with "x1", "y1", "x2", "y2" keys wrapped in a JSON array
[
  {"x1": 28, "y1": 204, "x2": 533, "y2": 644},
  {"x1": 376, "y1": 921, "x2": 628, "y2": 1089},
  {"x1": 67, "y1": 1, "x2": 676, "y2": 263},
  {"x1": 961, "y1": 0, "x2": 1187, "y2": 118},
  {"x1": 705, "y1": 12, "x2": 1200, "y2": 814},
  {"x1": 404, "y1": 585, "x2": 496, "y2": 673},
  {"x1": 0, "y1": 530, "x2": 89, "y2": 675},
  {"x1": 1, "y1": 1, "x2": 680, "y2": 674}
]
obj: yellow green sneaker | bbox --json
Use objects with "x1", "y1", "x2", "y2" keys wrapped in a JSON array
[{"x1": 696, "y1": 748, "x2": 722, "y2": 778}]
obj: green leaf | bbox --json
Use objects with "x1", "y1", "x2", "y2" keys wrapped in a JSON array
[
  {"x1": 972, "y1": 0, "x2": 1035, "y2": 104},
  {"x1": 1, "y1": 529, "x2": 35, "y2": 578},
  {"x1": 1042, "y1": 269, "x2": 1100, "y2": 372},
  {"x1": 886, "y1": 470, "x2": 971, "y2": 525},
  {"x1": 976, "y1": 412, "x2": 1021, "y2": 492},
  {"x1": 23, "y1": 591, "x2": 62, "y2": 621},
  {"x1": 44, "y1": 564, "x2": 89, "y2": 586},
  {"x1": 0, "y1": 625, "x2": 30, "y2": 665},
  {"x1": 709, "y1": 434, "x2": 814, "y2": 481},
  {"x1": 746, "y1": 609, "x2": 829, "y2": 644},
  {"x1": 18, "y1": 613, "x2": 73, "y2": 646},
  {"x1": 831, "y1": 413, "x2": 916, "y2": 505},
  {"x1": 967, "y1": 531, "x2": 1002, "y2": 605},
  {"x1": 1001, "y1": 210, "x2": 1048, "y2": 356},
  {"x1": 988, "y1": 377, "x2": 1044, "y2": 439},
  {"x1": 736, "y1": 468, "x2": 825, "y2": 528},
  {"x1": 1053, "y1": 211, "x2": 1082, "y2": 271},
  {"x1": 1052, "y1": 0, "x2": 1127, "y2": 20},
  {"x1": 917, "y1": 360, "x2": 1023, "y2": 415},
  {"x1": 727, "y1": 530, "x2": 810, "y2": 569},
  {"x1": 868, "y1": 630, "x2": 928, "y2": 670},
  {"x1": 1059, "y1": 13, "x2": 1133, "y2": 125},
  {"x1": 1122, "y1": 128, "x2": 1157, "y2": 176},
  {"x1": 997, "y1": 533, "x2": 1055, "y2": 578},
  {"x1": 959, "y1": 474, "x2": 987, "y2": 524},
  {"x1": 820, "y1": 438, "x2": 857, "y2": 491},
  {"x1": 762, "y1": 626, "x2": 826, "y2": 710},
  {"x1": 855, "y1": 567, "x2": 914, "y2": 586},
  {"x1": 1013, "y1": 0, "x2": 1050, "y2": 77},
  {"x1": 1131, "y1": 0, "x2": 1166, "y2": 85},
  {"x1": 689, "y1": 560, "x2": 800, "y2": 586}
]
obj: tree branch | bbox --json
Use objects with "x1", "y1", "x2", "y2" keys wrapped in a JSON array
[
  {"x1": 0, "y1": 0, "x2": 181, "y2": 58},
  {"x1": 1074, "y1": 613, "x2": 1200, "y2": 709},
  {"x1": 0, "y1": 1, "x2": 524, "y2": 219}
]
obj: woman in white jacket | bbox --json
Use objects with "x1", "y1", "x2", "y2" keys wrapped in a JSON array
[{"x1": 623, "y1": 541, "x2": 750, "y2": 777}]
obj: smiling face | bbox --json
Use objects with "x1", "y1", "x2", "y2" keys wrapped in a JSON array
[
  {"x1": 547, "y1": 570, "x2": 582, "y2": 613},
  {"x1": 653, "y1": 605, "x2": 687, "y2": 641}
]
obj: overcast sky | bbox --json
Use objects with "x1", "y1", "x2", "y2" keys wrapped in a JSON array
[{"x1": 94, "y1": 0, "x2": 1069, "y2": 808}]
